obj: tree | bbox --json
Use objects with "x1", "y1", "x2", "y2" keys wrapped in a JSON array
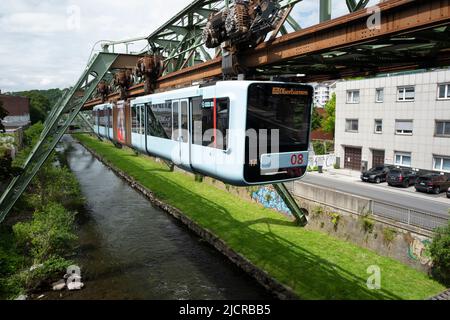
[
  {"x1": 429, "y1": 219, "x2": 450, "y2": 285},
  {"x1": 0, "y1": 100, "x2": 8, "y2": 133},
  {"x1": 311, "y1": 107, "x2": 323, "y2": 131},
  {"x1": 321, "y1": 93, "x2": 336, "y2": 135},
  {"x1": 20, "y1": 92, "x2": 50, "y2": 124}
]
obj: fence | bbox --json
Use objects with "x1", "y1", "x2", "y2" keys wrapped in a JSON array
[
  {"x1": 372, "y1": 201, "x2": 448, "y2": 231},
  {"x1": 292, "y1": 182, "x2": 449, "y2": 232}
]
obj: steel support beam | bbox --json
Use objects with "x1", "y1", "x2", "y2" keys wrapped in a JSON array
[
  {"x1": 0, "y1": 53, "x2": 142, "y2": 223},
  {"x1": 273, "y1": 183, "x2": 307, "y2": 226},
  {"x1": 320, "y1": 0, "x2": 331, "y2": 22}
]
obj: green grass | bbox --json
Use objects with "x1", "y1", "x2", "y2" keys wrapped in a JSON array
[{"x1": 74, "y1": 134, "x2": 446, "y2": 300}]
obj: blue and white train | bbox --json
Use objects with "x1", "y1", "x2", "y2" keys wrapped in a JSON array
[{"x1": 92, "y1": 81, "x2": 313, "y2": 186}]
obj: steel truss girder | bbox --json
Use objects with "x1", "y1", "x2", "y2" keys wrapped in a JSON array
[
  {"x1": 0, "y1": 53, "x2": 123, "y2": 223},
  {"x1": 147, "y1": 0, "x2": 305, "y2": 73}
]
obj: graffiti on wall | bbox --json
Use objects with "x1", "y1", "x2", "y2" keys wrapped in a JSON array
[
  {"x1": 252, "y1": 187, "x2": 292, "y2": 215},
  {"x1": 309, "y1": 154, "x2": 336, "y2": 169},
  {"x1": 408, "y1": 237, "x2": 432, "y2": 266}
]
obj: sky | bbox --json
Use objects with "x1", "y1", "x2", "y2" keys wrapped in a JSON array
[{"x1": 0, "y1": 0, "x2": 378, "y2": 92}]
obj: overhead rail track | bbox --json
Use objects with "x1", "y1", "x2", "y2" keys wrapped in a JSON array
[{"x1": 84, "y1": 0, "x2": 450, "y2": 109}]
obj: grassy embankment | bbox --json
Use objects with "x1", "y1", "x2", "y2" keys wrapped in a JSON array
[{"x1": 75, "y1": 133, "x2": 446, "y2": 300}]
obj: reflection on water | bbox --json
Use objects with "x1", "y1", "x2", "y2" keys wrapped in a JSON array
[{"x1": 51, "y1": 136, "x2": 271, "y2": 300}]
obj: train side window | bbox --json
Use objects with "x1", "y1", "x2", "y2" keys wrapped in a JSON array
[
  {"x1": 172, "y1": 101, "x2": 179, "y2": 141},
  {"x1": 108, "y1": 109, "x2": 113, "y2": 129},
  {"x1": 180, "y1": 100, "x2": 188, "y2": 143},
  {"x1": 192, "y1": 98, "x2": 229, "y2": 149},
  {"x1": 93, "y1": 111, "x2": 97, "y2": 125},
  {"x1": 131, "y1": 106, "x2": 139, "y2": 133},
  {"x1": 216, "y1": 98, "x2": 229, "y2": 150},
  {"x1": 191, "y1": 97, "x2": 203, "y2": 145},
  {"x1": 150, "y1": 102, "x2": 172, "y2": 139}
]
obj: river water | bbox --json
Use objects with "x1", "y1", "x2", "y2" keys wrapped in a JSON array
[{"x1": 48, "y1": 136, "x2": 271, "y2": 300}]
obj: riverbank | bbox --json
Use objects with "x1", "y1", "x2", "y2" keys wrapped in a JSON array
[
  {"x1": 0, "y1": 124, "x2": 84, "y2": 300},
  {"x1": 74, "y1": 134, "x2": 445, "y2": 300}
]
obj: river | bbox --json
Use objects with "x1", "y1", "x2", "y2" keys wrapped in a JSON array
[{"x1": 45, "y1": 135, "x2": 271, "y2": 300}]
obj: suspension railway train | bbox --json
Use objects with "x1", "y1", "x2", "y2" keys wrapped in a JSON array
[{"x1": 92, "y1": 81, "x2": 313, "y2": 186}]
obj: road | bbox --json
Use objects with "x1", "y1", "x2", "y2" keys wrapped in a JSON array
[{"x1": 300, "y1": 174, "x2": 450, "y2": 217}]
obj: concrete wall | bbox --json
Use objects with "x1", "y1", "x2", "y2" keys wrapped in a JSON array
[{"x1": 287, "y1": 182, "x2": 433, "y2": 272}]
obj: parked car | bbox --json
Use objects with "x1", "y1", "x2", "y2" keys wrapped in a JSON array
[
  {"x1": 361, "y1": 165, "x2": 395, "y2": 184},
  {"x1": 387, "y1": 168, "x2": 418, "y2": 187},
  {"x1": 415, "y1": 174, "x2": 450, "y2": 194},
  {"x1": 447, "y1": 187, "x2": 450, "y2": 198}
]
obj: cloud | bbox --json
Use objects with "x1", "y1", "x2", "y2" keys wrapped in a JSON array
[{"x1": 0, "y1": 0, "x2": 379, "y2": 92}]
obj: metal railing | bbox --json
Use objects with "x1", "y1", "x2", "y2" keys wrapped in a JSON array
[
  {"x1": 293, "y1": 182, "x2": 449, "y2": 232},
  {"x1": 372, "y1": 201, "x2": 449, "y2": 231}
]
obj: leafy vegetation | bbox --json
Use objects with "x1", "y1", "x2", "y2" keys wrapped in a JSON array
[
  {"x1": 312, "y1": 140, "x2": 334, "y2": 155},
  {"x1": 0, "y1": 123, "x2": 82, "y2": 299},
  {"x1": 75, "y1": 133, "x2": 446, "y2": 300},
  {"x1": 321, "y1": 93, "x2": 336, "y2": 135},
  {"x1": 429, "y1": 220, "x2": 450, "y2": 286},
  {"x1": 361, "y1": 216, "x2": 375, "y2": 234},
  {"x1": 11, "y1": 89, "x2": 64, "y2": 124},
  {"x1": 382, "y1": 228, "x2": 397, "y2": 246},
  {"x1": 311, "y1": 107, "x2": 322, "y2": 131}
]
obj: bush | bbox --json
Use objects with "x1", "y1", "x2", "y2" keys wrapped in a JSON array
[
  {"x1": 13, "y1": 203, "x2": 77, "y2": 263},
  {"x1": 328, "y1": 212, "x2": 341, "y2": 231},
  {"x1": 429, "y1": 221, "x2": 450, "y2": 285},
  {"x1": 382, "y1": 228, "x2": 397, "y2": 245},
  {"x1": 312, "y1": 206, "x2": 324, "y2": 217},
  {"x1": 24, "y1": 256, "x2": 73, "y2": 291},
  {"x1": 361, "y1": 217, "x2": 375, "y2": 234}
]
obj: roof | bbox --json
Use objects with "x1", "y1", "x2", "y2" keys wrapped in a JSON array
[{"x1": 0, "y1": 95, "x2": 30, "y2": 116}]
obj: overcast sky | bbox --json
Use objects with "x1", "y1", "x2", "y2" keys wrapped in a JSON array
[{"x1": 0, "y1": 0, "x2": 378, "y2": 92}]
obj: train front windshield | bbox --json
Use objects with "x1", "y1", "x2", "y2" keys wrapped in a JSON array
[{"x1": 245, "y1": 83, "x2": 313, "y2": 183}]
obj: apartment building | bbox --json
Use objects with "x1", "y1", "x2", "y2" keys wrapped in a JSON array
[
  {"x1": 313, "y1": 81, "x2": 337, "y2": 108},
  {"x1": 335, "y1": 69, "x2": 450, "y2": 173}
]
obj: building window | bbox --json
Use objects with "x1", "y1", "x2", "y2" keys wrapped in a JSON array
[
  {"x1": 438, "y1": 83, "x2": 450, "y2": 100},
  {"x1": 397, "y1": 86, "x2": 415, "y2": 101},
  {"x1": 435, "y1": 121, "x2": 450, "y2": 137},
  {"x1": 395, "y1": 120, "x2": 413, "y2": 135},
  {"x1": 434, "y1": 156, "x2": 450, "y2": 172},
  {"x1": 345, "y1": 119, "x2": 359, "y2": 132},
  {"x1": 395, "y1": 152, "x2": 412, "y2": 167},
  {"x1": 375, "y1": 88, "x2": 384, "y2": 103},
  {"x1": 374, "y1": 119, "x2": 383, "y2": 133},
  {"x1": 346, "y1": 90, "x2": 360, "y2": 104}
]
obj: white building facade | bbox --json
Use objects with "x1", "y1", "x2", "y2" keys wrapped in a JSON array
[
  {"x1": 335, "y1": 69, "x2": 450, "y2": 173},
  {"x1": 313, "y1": 81, "x2": 336, "y2": 108}
]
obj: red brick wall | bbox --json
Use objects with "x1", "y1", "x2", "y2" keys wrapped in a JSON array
[{"x1": 0, "y1": 95, "x2": 30, "y2": 116}]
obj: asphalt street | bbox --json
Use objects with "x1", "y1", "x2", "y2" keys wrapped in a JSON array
[{"x1": 301, "y1": 173, "x2": 450, "y2": 217}]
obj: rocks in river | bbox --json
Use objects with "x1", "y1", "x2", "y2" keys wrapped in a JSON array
[
  {"x1": 52, "y1": 279, "x2": 66, "y2": 291},
  {"x1": 15, "y1": 295, "x2": 28, "y2": 300},
  {"x1": 67, "y1": 279, "x2": 85, "y2": 291}
]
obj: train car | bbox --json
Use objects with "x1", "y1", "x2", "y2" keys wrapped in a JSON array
[
  {"x1": 93, "y1": 81, "x2": 313, "y2": 186},
  {"x1": 93, "y1": 103, "x2": 113, "y2": 140}
]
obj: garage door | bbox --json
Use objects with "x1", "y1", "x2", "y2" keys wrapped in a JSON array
[
  {"x1": 344, "y1": 147, "x2": 362, "y2": 170},
  {"x1": 372, "y1": 150, "x2": 385, "y2": 167}
]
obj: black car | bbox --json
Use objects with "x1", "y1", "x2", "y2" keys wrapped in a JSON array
[
  {"x1": 415, "y1": 174, "x2": 450, "y2": 194},
  {"x1": 387, "y1": 168, "x2": 418, "y2": 188},
  {"x1": 361, "y1": 165, "x2": 395, "y2": 184}
]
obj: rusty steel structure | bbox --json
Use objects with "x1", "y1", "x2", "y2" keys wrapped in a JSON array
[{"x1": 84, "y1": 0, "x2": 450, "y2": 109}]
